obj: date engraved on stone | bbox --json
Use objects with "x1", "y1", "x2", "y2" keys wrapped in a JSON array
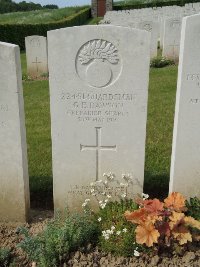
[{"x1": 75, "y1": 39, "x2": 122, "y2": 88}]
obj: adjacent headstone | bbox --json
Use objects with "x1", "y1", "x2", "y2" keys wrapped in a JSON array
[
  {"x1": 25, "y1": 35, "x2": 48, "y2": 77},
  {"x1": 137, "y1": 20, "x2": 159, "y2": 58},
  {"x1": 48, "y1": 25, "x2": 150, "y2": 212},
  {"x1": 170, "y1": 14, "x2": 200, "y2": 198},
  {"x1": 0, "y1": 42, "x2": 30, "y2": 222},
  {"x1": 162, "y1": 18, "x2": 182, "y2": 61}
]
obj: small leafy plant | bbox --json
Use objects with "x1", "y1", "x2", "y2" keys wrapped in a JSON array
[
  {"x1": 18, "y1": 213, "x2": 99, "y2": 267},
  {"x1": 0, "y1": 248, "x2": 11, "y2": 267},
  {"x1": 150, "y1": 56, "x2": 175, "y2": 68},
  {"x1": 81, "y1": 173, "x2": 145, "y2": 257},
  {"x1": 125, "y1": 192, "x2": 200, "y2": 250},
  {"x1": 96, "y1": 199, "x2": 145, "y2": 257},
  {"x1": 186, "y1": 197, "x2": 200, "y2": 220}
]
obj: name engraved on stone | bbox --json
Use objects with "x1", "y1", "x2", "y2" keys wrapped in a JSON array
[
  {"x1": 187, "y1": 74, "x2": 200, "y2": 87},
  {"x1": 32, "y1": 57, "x2": 42, "y2": 73},
  {"x1": 61, "y1": 92, "x2": 136, "y2": 123},
  {"x1": 80, "y1": 127, "x2": 117, "y2": 181},
  {"x1": 76, "y1": 39, "x2": 122, "y2": 88}
]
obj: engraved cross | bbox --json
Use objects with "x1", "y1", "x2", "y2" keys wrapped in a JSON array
[
  {"x1": 32, "y1": 57, "x2": 42, "y2": 73},
  {"x1": 80, "y1": 127, "x2": 117, "y2": 181}
]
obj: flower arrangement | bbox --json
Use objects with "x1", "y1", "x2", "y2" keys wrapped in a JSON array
[{"x1": 125, "y1": 192, "x2": 200, "y2": 248}]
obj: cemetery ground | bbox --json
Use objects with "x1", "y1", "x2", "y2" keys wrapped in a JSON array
[{"x1": 1, "y1": 53, "x2": 199, "y2": 266}]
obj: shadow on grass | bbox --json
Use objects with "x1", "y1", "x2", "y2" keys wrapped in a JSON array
[
  {"x1": 30, "y1": 176, "x2": 53, "y2": 210},
  {"x1": 143, "y1": 172, "x2": 169, "y2": 200}
]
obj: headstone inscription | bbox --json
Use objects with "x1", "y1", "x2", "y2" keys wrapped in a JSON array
[
  {"x1": 48, "y1": 25, "x2": 151, "y2": 212},
  {"x1": 162, "y1": 18, "x2": 182, "y2": 61},
  {"x1": 170, "y1": 14, "x2": 200, "y2": 198},
  {"x1": 0, "y1": 42, "x2": 30, "y2": 222},
  {"x1": 25, "y1": 35, "x2": 48, "y2": 77}
]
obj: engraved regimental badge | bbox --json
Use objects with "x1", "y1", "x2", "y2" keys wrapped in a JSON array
[{"x1": 76, "y1": 39, "x2": 122, "y2": 88}]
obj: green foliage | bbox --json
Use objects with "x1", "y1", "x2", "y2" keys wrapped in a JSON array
[
  {"x1": 186, "y1": 197, "x2": 200, "y2": 221},
  {"x1": 0, "y1": 8, "x2": 91, "y2": 50},
  {"x1": 150, "y1": 56, "x2": 175, "y2": 68},
  {"x1": 113, "y1": 0, "x2": 199, "y2": 10},
  {"x1": 0, "y1": 247, "x2": 11, "y2": 267},
  {"x1": 0, "y1": 0, "x2": 43, "y2": 14},
  {"x1": 0, "y1": 6, "x2": 88, "y2": 24},
  {"x1": 18, "y1": 213, "x2": 99, "y2": 267},
  {"x1": 96, "y1": 199, "x2": 143, "y2": 256}
]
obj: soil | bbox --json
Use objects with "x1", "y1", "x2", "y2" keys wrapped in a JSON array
[{"x1": 1, "y1": 209, "x2": 200, "y2": 267}]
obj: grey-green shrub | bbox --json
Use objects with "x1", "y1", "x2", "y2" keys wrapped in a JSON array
[
  {"x1": 0, "y1": 248, "x2": 11, "y2": 267},
  {"x1": 17, "y1": 212, "x2": 99, "y2": 267},
  {"x1": 150, "y1": 56, "x2": 175, "y2": 68}
]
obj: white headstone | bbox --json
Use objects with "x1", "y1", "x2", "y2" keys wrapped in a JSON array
[
  {"x1": 170, "y1": 14, "x2": 200, "y2": 198},
  {"x1": 48, "y1": 25, "x2": 150, "y2": 212},
  {"x1": 137, "y1": 20, "x2": 159, "y2": 58},
  {"x1": 0, "y1": 42, "x2": 30, "y2": 222},
  {"x1": 162, "y1": 18, "x2": 182, "y2": 61},
  {"x1": 25, "y1": 35, "x2": 48, "y2": 77}
]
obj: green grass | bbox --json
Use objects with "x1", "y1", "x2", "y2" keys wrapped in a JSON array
[
  {"x1": 20, "y1": 52, "x2": 27, "y2": 76},
  {"x1": 144, "y1": 66, "x2": 177, "y2": 198},
  {"x1": 114, "y1": 0, "x2": 179, "y2": 6},
  {"x1": 0, "y1": 6, "x2": 88, "y2": 24},
  {"x1": 23, "y1": 80, "x2": 52, "y2": 208},
  {"x1": 21, "y1": 53, "x2": 178, "y2": 207}
]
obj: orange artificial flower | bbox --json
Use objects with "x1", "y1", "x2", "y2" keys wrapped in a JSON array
[
  {"x1": 172, "y1": 225, "x2": 192, "y2": 245},
  {"x1": 164, "y1": 192, "x2": 186, "y2": 212},
  {"x1": 135, "y1": 221, "x2": 160, "y2": 247},
  {"x1": 184, "y1": 216, "x2": 200, "y2": 230},
  {"x1": 124, "y1": 208, "x2": 147, "y2": 224},
  {"x1": 143, "y1": 198, "x2": 164, "y2": 214},
  {"x1": 169, "y1": 211, "x2": 185, "y2": 230}
]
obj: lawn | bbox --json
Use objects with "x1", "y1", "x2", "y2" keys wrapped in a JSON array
[
  {"x1": 21, "y1": 54, "x2": 177, "y2": 208},
  {"x1": 0, "y1": 6, "x2": 88, "y2": 24}
]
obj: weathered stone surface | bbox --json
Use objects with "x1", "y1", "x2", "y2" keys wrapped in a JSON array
[
  {"x1": 170, "y1": 14, "x2": 200, "y2": 198},
  {"x1": 25, "y1": 35, "x2": 48, "y2": 77},
  {"x1": 0, "y1": 42, "x2": 29, "y2": 222},
  {"x1": 48, "y1": 25, "x2": 150, "y2": 212}
]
